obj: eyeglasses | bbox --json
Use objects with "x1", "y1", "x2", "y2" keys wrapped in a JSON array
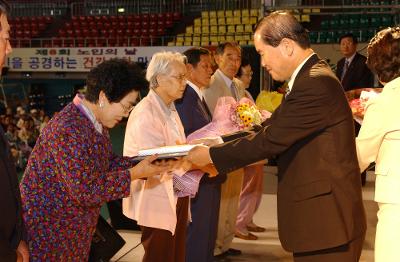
[
  {"x1": 119, "y1": 102, "x2": 134, "y2": 113},
  {"x1": 169, "y1": 74, "x2": 187, "y2": 82}
]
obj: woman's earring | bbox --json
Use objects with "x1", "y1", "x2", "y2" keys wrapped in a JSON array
[{"x1": 99, "y1": 101, "x2": 104, "y2": 108}]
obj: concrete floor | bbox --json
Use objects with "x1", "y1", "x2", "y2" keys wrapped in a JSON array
[{"x1": 111, "y1": 167, "x2": 377, "y2": 262}]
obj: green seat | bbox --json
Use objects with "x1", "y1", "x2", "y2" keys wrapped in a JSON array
[
  {"x1": 370, "y1": 15, "x2": 381, "y2": 27},
  {"x1": 320, "y1": 20, "x2": 330, "y2": 30},
  {"x1": 329, "y1": 16, "x2": 340, "y2": 29},
  {"x1": 349, "y1": 15, "x2": 360, "y2": 28}
]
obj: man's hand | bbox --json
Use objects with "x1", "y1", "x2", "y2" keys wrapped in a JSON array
[
  {"x1": 188, "y1": 136, "x2": 223, "y2": 146},
  {"x1": 17, "y1": 241, "x2": 29, "y2": 262},
  {"x1": 187, "y1": 145, "x2": 213, "y2": 167}
]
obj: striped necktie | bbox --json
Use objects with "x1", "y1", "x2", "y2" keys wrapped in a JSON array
[
  {"x1": 230, "y1": 82, "x2": 239, "y2": 101},
  {"x1": 341, "y1": 59, "x2": 349, "y2": 81}
]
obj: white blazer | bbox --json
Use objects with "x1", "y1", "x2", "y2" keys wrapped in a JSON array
[
  {"x1": 122, "y1": 89, "x2": 188, "y2": 234},
  {"x1": 356, "y1": 76, "x2": 400, "y2": 204}
]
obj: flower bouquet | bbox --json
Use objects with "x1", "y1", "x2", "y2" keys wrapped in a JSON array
[{"x1": 345, "y1": 88, "x2": 382, "y2": 124}]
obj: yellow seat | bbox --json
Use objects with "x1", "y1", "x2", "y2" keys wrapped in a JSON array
[
  {"x1": 194, "y1": 18, "x2": 201, "y2": 26},
  {"x1": 239, "y1": 40, "x2": 247, "y2": 45},
  {"x1": 218, "y1": 25, "x2": 226, "y2": 33},
  {"x1": 248, "y1": 40, "x2": 254, "y2": 45},
  {"x1": 227, "y1": 25, "x2": 235, "y2": 33},
  {"x1": 202, "y1": 18, "x2": 209, "y2": 26},
  {"x1": 210, "y1": 35, "x2": 218, "y2": 42},
  {"x1": 167, "y1": 41, "x2": 175, "y2": 46},
  {"x1": 175, "y1": 42, "x2": 183, "y2": 46},
  {"x1": 301, "y1": 15, "x2": 310, "y2": 22},
  {"x1": 184, "y1": 36, "x2": 192, "y2": 42},
  {"x1": 236, "y1": 25, "x2": 244, "y2": 33},
  {"x1": 201, "y1": 36, "x2": 209, "y2": 42},
  {"x1": 193, "y1": 36, "x2": 200, "y2": 42},
  {"x1": 210, "y1": 17, "x2": 218, "y2": 25},
  {"x1": 201, "y1": 41, "x2": 209, "y2": 46},
  {"x1": 225, "y1": 10, "x2": 233, "y2": 17},
  {"x1": 242, "y1": 9, "x2": 250, "y2": 17},
  {"x1": 194, "y1": 26, "x2": 201, "y2": 34},
  {"x1": 244, "y1": 24, "x2": 253, "y2": 32},
  {"x1": 184, "y1": 41, "x2": 192, "y2": 46},
  {"x1": 241, "y1": 16, "x2": 249, "y2": 24},
  {"x1": 176, "y1": 35, "x2": 184, "y2": 42},
  {"x1": 192, "y1": 41, "x2": 200, "y2": 46},
  {"x1": 211, "y1": 41, "x2": 219, "y2": 46},
  {"x1": 209, "y1": 11, "x2": 217, "y2": 18},
  {"x1": 210, "y1": 25, "x2": 218, "y2": 34},
  {"x1": 243, "y1": 33, "x2": 252, "y2": 40},
  {"x1": 250, "y1": 9, "x2": 259, "y2": 17},
  {"x1": 233, "y1": 17, "x2": 241, "y2": 25},
  {"x1": 249, "y1": 17, "x2": 257, "y2": 24},
  {"x1": 218, "y1": 17, "x2": 225, "y2": 24},
  {"x1": 218, "y1": 35, "x2": 226, "y2": 42},
  {"x1": 233, "y1": 9, "x2": 241, "y2": 17},
  {"x1": 226, "y1": 17, "x2": 234, "y2": 25},
  {"x1": 235, "y1": 34, "x2": 244, "y2": 41},
  {"x1": 217, "y1": 10, "x2": 225, "y2": 17},
  {"x1": 186, "y1": 26, "x2": 193, "y2": 34},
  {"x1": 202, "y1": 26, "x2": 209, "y2": 34},
  {"x1": 226, "y1": 34, "x2": 235, "y2": 41},
  {"x1": 201, "y1": 11, "x2": 209, "y2": 18}
]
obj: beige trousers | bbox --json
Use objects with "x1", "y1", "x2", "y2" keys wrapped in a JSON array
[
  {"x1": 375, "y1": 202, "x2": 400, "y2": 262},
  {"x1": 214, "y1": 168, "x2": 244, "y2": 256}
]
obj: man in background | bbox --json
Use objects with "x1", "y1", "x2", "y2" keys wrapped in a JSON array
[
  {"x1": 336, "y1": 33, "x2": 375, "y2": 185},
  {"x1": 336, "y1": 33, "x2": 374, "y2": 91},
  {"x1": 0, "y1": 1, "x2": 29, "y2": 261},
  {"x1": 203, "y1": 42, "x2": 245, "y2": 259},
  {"x1": 175, "y1": 47, "x2": 226, "y2": 262}
]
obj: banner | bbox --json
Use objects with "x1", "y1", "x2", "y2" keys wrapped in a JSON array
[{"x1": 6, "y1": 46, "x2": 191, "y2": 72}]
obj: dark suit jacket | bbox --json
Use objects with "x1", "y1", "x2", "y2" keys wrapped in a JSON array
[
  {"x1": 175, "y1": 84, "x2": 226, "y2": 185},
  {"x1": 0, "y1": 126, "x2": 25, "y2": 261},
  {"x1": 210, "y1": 54, "x2": 366, "y2": 253},
  {"x1": 336, "y1": 52, "x2": 374, "y2": 91}
]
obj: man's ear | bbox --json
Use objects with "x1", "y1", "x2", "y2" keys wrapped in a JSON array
[
  {"x1": 279, "y1": 38, "x2": 294, "y2": 57},
  {"x1": 186, "y1": 63, "x2": 194, "y2": 75},
  {"x1": 214, "y1": 54, "x2": 221, "y2": 66}
]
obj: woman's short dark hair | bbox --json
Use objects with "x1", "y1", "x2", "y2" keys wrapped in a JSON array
[
  {"x1": 254, "y1": 10, "x2": 310, "y2": 49},
  {"x1": 236, "y1": 57, "x2": 251, "y2": 78},
  {"x1": 183, "y1": 47, "x2": 210, "y2": 67},
  {"x1": 85, "y1": 58, "x2": 148, "y2": 103},
  {"x1": 367, "y1": 27, "x2": 400, "y2": 83}
]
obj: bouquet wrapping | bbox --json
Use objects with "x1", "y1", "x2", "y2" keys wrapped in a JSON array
[{"x1": 346, "y1": 88, "x2": 382, "y2": 124}]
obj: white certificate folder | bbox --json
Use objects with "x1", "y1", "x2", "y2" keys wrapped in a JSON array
[{"x1": 133, "y1": 144, "x2": 198, "y2": 160}]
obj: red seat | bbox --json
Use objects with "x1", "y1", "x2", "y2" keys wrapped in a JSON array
[
  {"x1": 133, "y1": 15, "x2": 141, "y2": 23},
  {"x1": 89, "y1": 29, "x2": 99, "y2": 37},
  {"x1": 156, "y1": 27, "x2": 165, "y2": 36},
  {"x1": 130, "y1": 37, "x2": 139, "y2": 46},
  {"x1": 58, "y1": 29, "x2": 67, "y2": 37},
  {"x1": 126, "y1": 15, "x2": 134, "y2": 22},
  {"x1": 118, "y1": 16, "x2": 125, "y2": 22},
  {"x1": 76, "y1": 38, "x2": 85, "y2": 47},
  {"x1": 86, "y1": 16, "x2": 94, "y2": 22},
  {"x1": 38, "y1": 22, "x2": 46, "y2": 31},
  {"x1": 141, "y1": 14, "x2": 149, "y2": 22},
  {"x1": 149, "y1": 14, "x2": 157, "y2": 21},
  {"x1": 96, "y1": 38, "x2": 106, "y2": 47},
  {"x1": 173, "y1": 12, "x2": 181, "y2": 21},
  {"x1": 44, "y1": 16, "x2": 53, "y2": 24},
  {"x1": 165, "y1": 19, "x2": 173, "y2": 28},
  {"x1": 74, "y1": 29, "x2": 82, "y2": 37},
  {"x1": 108, "y1": 37, "x2": 117, "y2": 47},
  {"x1": 157, "y1": 13, "x2": 164, "y2": 22},
  {"x1": 142, "y1": 21, "x2": 149, "y2": 29}
]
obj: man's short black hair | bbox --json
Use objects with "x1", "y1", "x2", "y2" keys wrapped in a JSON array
[
  {"x1": 183, "y1": 47, "x2": 210, "y2": 67},
  {"x1": 339, "y1": 33, "x2": 358, "y2": 44}
]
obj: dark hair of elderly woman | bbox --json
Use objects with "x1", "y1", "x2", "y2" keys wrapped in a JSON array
[
  {"x1": 367, "y1": 27, "x2": 400, "y2": 83},
  {"x1": 85, "y1": 58, "x2": 148, "y2": 103},
  {"x1": 20, "y1": 58, "x2": 172, "y2": 261}
]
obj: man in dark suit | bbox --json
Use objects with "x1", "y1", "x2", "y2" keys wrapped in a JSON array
[
  {"x1": 175, "y1": 47, "x2": 227, "y2": 262},
  {"x1": 336, "y1": 33, "x2": 374, "y2": 91},
  {"x1": 336, "y1": 33, "x2": 375, "y2": 185},
  {"x1": 188, "y1": 11, "x2": 366, "y2": 261},
  {"x1": 0, "y1": 1, "x2": 29, "y2": 261}
]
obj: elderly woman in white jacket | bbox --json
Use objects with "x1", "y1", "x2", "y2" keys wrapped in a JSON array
[
  {"x1": 356, "y1": 27, "x2": 400, "y2": 262},
  {"x1": 123, "y1": 51, "x2": 190, "y2": 262}
]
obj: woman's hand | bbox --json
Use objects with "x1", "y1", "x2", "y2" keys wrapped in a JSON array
[
  {"x1": 17, "y1": 241, "x2": 29, "y2": 262},
  {"x1": 129, "y1": 155, "x2": 179, "y2": 180}
]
